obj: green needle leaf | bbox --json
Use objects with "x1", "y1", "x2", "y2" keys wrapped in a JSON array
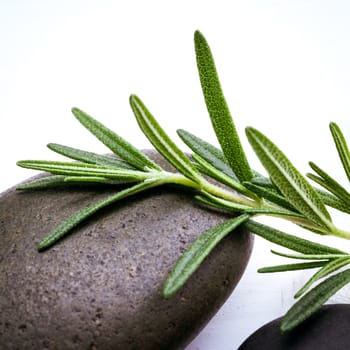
[
  {"x1": 281, "y1": 268, "x2": 350, "y2": 332},
  {"x1": 177, "y1": 129, "x2": 237, "y2": 180},
  {"x1": 48, "y1": 143, "x2": 136, "y2": 169},
  {"x1": 246, "y1": 127, "x2": 333, "y2": 231},
  {"x1": 316, "y1": 189, "x2": 350, "y2": 214},
  {"x1": 16, "y1": 175, "x2": 68, "y2": 190},
  {"x1": 270, "y1": 250, "x2": 348, "y2": 260},
  {"x1": 258, "y1": 261, "x2": 327, "y2": 273},
  {"x1": 244, "y1": 220, "x2": 346, "y2": 255},
  {"x1": 199, "y1": 191, "x2": 303, "y2": 219},
  {"x1": 192, "y1": 154, "x2": 257, "y2": 198},
  {"x1": 243, "y1": 181, "x2": 298, "y2": 212},
  {"x1": 63, "y1": 176, "x2": 122, "y2": 184},
  {"x1": 330, "y1": 122, "x2": 350, "y2": 183},
  {"x1": 129, "y1": 95, "x2": 202, "y2": 184},
  {"x1": 17, "y1": 160, "x2": 153, "y2": 182},
  {"x1": 16, "y1": 174, "x2": 122, "y2": 189},
  {"x1": 38, "y1": 179, "x2": 162, "y2": 251},
  {"x1": 196, "y1": 192, "x2": 251, "y2": 212},
  {"x1": 163, "y1": 213, "x2": 251, "y2": 298},
  {"x1": 250, "y1": 176, "x2": 276, "y2": 189},
  {"x1": 295, "y1": 256, "x2": 350, "y2": 298},
  {"x1": 194, "y1": 30, "x2": 253, "y2": 182},
  {"x1": 308, "y1": 162, "x2": 350, "y2": 204},
  {"x1": 72, "y1": 107, "x2": 161, "y2": 171},
  {"x1": 195, "y1": 194, "x2": 233, "y2": 212}
]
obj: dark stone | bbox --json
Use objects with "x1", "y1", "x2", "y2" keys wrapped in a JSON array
[
  {"x1": 238, "y1": 304, "x2": 350, "y2": 350},
  {"x1": 0, "y1": 151, "x2": 253, "y2": 350}
]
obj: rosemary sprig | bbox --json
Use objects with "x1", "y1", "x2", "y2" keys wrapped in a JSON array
[{"x1": 16, "y1": 30, "x2": 350, "y2": 333}]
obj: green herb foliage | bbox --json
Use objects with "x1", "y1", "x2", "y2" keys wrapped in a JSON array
[{"x1": 16, "y1": 30, "x2": 350, "y2": 333}]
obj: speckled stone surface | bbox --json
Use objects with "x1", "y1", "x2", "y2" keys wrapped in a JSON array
[
  {"x1": 0, "y1": 151, "x2": 253, "y2": 350},
  {"x1": 238, "y1": 304, "x2": 350, "y2": 350}
]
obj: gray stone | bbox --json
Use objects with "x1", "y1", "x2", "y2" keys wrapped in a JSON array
[
  {"x1": 238, "y1": 304, "x2": 350, "y2": 350},
  {"x1": 0, "y1": 151, "x2": 253, "y2": 349}
]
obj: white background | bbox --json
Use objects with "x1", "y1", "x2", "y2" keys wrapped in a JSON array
[{"x1": 2, "y1": 1, "x2": 350, "y2": 349}]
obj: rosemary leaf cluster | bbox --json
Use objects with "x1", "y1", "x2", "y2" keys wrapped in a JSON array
[{"x1": 17, "y1": 30, "x2": 350, "y2": 333}]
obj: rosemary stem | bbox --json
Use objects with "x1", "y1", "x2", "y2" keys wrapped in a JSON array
[
  {"x1": 331, "y1": 226, "x2": 350, "y2": 239},
  {"x1": 201, "y1": 179, "x2": 260, "y2": 207},
  {"x1": 154, "y1": 172, "x2": 350, "y2": 240},
  {"x1": 161, "y1": 171, "x2": 257, "y2": 207}
]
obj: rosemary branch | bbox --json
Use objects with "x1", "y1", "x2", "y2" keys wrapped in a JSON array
[{"x1": 16, "y1": 30, "x2": 350, "y2": 333}]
